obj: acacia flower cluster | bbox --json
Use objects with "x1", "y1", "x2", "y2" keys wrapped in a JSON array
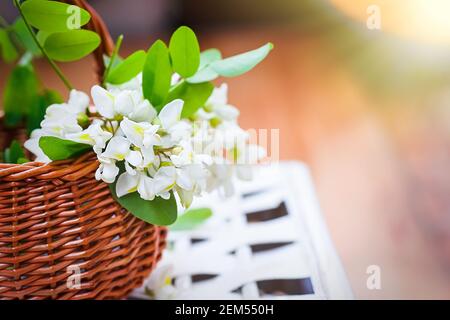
[{"x1": 25, "y1": 75, "x2": 265, "y2": 208}]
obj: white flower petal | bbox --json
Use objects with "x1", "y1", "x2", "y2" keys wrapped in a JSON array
[
  {"x1": 68, "y1": 89, "x2": 89, "y2": 114},
  {"x1": 176, "y1": 168, "x2": 193, "y2": 191},
  {"x1": 95, "y1": 166, "x2": 102, "y2": 181},
  {"x1": 97, "y1": 161, "x2": 119, "y2": 183},
  {"x1": 65, "y1": 131, "x2": 95, "y2": 145},
  {"x1": 154, "y1": 166, "x2": 176, "y2": 194},
  {"x1": 87, "y1": 122, "x2": 113, "y2": 150},
  {"x1": 126, "y1": 150, "x2": 143, "y2": 167},
  {"x1": 168, "y1": 121, "x2": 191, "y2": 143},
  {"x1": 147, "y1": 265, "x2": 174, "y2": 291},
  {"x1": 120, "y1": 117, "x2": 145, "y2": 147},
  {"x1": 159, "y1": 99, "x2": 183, "y2": 130},
  {"x1": 102, "y1": 136, "x2": 130, "y2": 160},
  {"x1": 137, "y1": 175, "x2": 156, "y2": 200},
  {"x1": 116, "y1": 172, "x2": 139, "y2": 197},
  {"x1": 176, "y1": 187, "x2": 194, "y2": 208},
  {"x1": 215, "y1": 104, "x2": 239, "y2": 121},
  {"x1": 142, "y1": 125, "x2": 160, "y2": 148},
  {"x1": 115, "y1": 91, "x2": 134, "y2": 116},
  {"x1": 45, "y1": 104, "x2": 68, "y2": 118},
  {"x1": 91, "y1": 85, "x2": 115, "y2": 118},
  {"x1": 129, "y1": 100, "x2": 157, "y2": 122},
  {"x1": 207, "y1": 83, "x2": 228, "y2": 106},
  {"x1": 141, "y1": 146, "x2": 155, "y2": 167},
  {"x1": 24, "y1": 131, "x2": 51, "y2": 163},
  {"x1": 125, "y1": 161, "x2": 137, "y2": 176}
]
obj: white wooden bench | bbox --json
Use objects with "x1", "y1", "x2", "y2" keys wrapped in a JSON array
[{"x1": 131, "y1": 162, "x2": 353, "y2": 300}]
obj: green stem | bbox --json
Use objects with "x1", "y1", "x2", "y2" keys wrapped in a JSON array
[
  {"x1": 103, "y1": 34, "x2": 123, "y2": 87},
  {"x1": 13, "y1": 0, "x2": 73, "y2": 90}
]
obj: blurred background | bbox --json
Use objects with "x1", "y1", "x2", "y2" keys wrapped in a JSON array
[{"x1": 1, "y1": 0, "x2": 450, "y2": 299}]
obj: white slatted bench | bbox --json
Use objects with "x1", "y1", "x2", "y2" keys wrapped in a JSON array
[{"x1": 130, "y1": 162, "x2": 353, "y2": 300}]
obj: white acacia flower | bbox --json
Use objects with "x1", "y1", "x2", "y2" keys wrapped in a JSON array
[
  {"x1": 216, "y1": 121, "x2": 249, "y2": 151},
  {"x1": 173, "y1": 163, "x2": 209, "y2": 208},
  {"x1": 116, "y1": 170, "x2": 149, "y2": 199},
  {"x1": 157, "y1": 99, "x2": 191, "y2": 147},
  {"x1": 40, "y1": 105, "x2": 81, "y2": 136},
  {"x1": 120, "y1": 117, "x2": 160, "y2": 166},
  {"x1": 24, "y1": 90, "x2": 90, "y2": 163},
  {"x1": 170, "y1": 140, "x2": 212, "y2": 168},
  {"x1": 175, "y1": 186, "x2": 194, "y2": 208},
  {"x1": 95, "y1": 157, "x2": 120, "y2": 183},
  {"x1": 116, "y1": 169, "x2": 165, "y2": 201},
  {"x1": 23, "y1": 129, "x2": 53, "y2": 163},
  {"x1": 67, "y1": 89, "x2": 90, "y2": 114},
  {"x1": 206, "y1": 158, "x2": 235, "y2": 197},
  {"x1": 99, "y1": 136, "x2": 146, "y2": 173},
  {"x1": 128, "y1": 99, "x2": 156, "y2": 122},
  {"x1": 65, "y1": 120, "x2": 113, "y2": 154},
  {"x1": 44, "y1": 89, "x2": 89, "y2": 119},
  {"x1": 25, "y1": 81, "x2": 263, "y2": 205},
  {"x1": 43, "y1": 89, "x2": 89, "y2": 129},
  {"x1": 152, "y1": 166, "x2": 177, "y2": 199},
  {"x1": 156, "y1": 163, "x2": 208, "y2": 206},
  {"x1": 123, "y1": 150, "x2": 143, "y2": 175},
  {"x1": 115, "y1": 166, "x2": 174, "y2": 201},
  {"x1": 91, "y1": 85, "x2": 156, "y2": 121},
  {"x1": 169, "y1": 140, "x2": 211, "y2": 203},
  {"x1": 145, "y1": 265, "x2": 177, "y2": 300},
  {"x1": 120, "y1": 117, "x2": 160, "y2": 148},
  {"x1": 197, "y1": 84, "x2": 239, "y2": 122}
]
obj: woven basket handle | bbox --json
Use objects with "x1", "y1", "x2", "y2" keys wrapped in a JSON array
[{"x1": 66, "y1": 0, "x2": 114, "y2": 82}]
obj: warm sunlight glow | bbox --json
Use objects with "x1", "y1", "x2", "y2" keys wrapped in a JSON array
[{"x1": 330, "y1": 0, "x2": 450, "y2": 45}]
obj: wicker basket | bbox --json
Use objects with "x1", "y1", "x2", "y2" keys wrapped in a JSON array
[{"x1": 0, "y1": 0, "x2": 167, "y2": 300}]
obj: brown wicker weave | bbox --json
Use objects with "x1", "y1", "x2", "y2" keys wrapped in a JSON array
[{"x1": 0, "y1": 0, "x2": 167, "y2": 300}]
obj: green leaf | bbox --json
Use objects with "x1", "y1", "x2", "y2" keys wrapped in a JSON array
[
  {"x1": 187, "y1": 49, "x2": 222, "y2": 83},
  {"x1": 39, "y1": 136, "x2": 91, "y2": 161},
  {"x1": 3, "y1": 64, "x2": 39, "y2": 127},
  {"x1": 142, "y1": 40, "x2": 172, "y2": 109},
  {"x1": 21, "y1": 0, "x2": 90, "y2": 32},
  {"x1": 0, "y1": 29, "x2": 18, "y2": 63},
  {"x1": 167, "y1": 82, "x2": 214, "y2": 118},
  {"x1": 12, "y1": 18, "x2": 41, "y2": 55},
  {"x1": 3, "y1": 140, "x2": 26, "y2": 164},
  {"x1": 210, "y1": 42, "x2": 273, "y2": 77},
  {"x1": 44, "y1": 29, "x2": 100, "y2": 62},
  {"x1": 169, "y1": 26, "x2": 200, "y2": 78},
  {"x1": 27, "y1": 89, "x2": 63, "y2": 134},
  {"x1": 36, "y1": 30, "x2": 50, "y2": 46},
  {"x1": 169, "y1": 207, "x2": 212, "y2": 231},
  {"x1": 106, "y1": 50, "x2": 146, "y2": 84},
  {"x1": 186, "y1": 66, "x2": 218, "y2": 84},
  {"x1": 109, "y1": 183, "x2": 178, "y2": 226},
  {"x1": 199, "y1": 48, "x2": 222, "y2": 68}
]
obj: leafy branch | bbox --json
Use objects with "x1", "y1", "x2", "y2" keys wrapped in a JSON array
[{"x1": 13, "y1": 0, "x2": 73, "y2": 90}]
